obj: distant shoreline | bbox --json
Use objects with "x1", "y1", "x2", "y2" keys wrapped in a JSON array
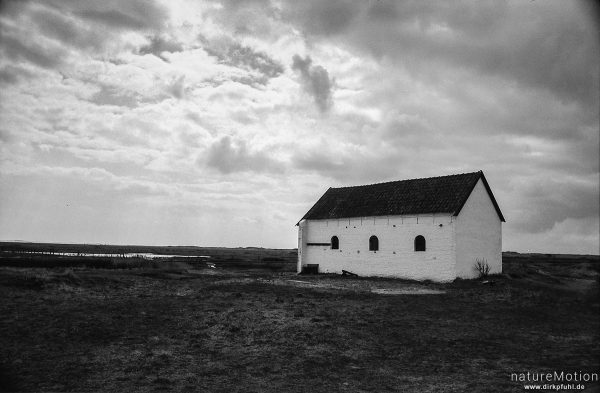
[{"x1": 1, "y1": 241, "x2": 597, "y2": 260}]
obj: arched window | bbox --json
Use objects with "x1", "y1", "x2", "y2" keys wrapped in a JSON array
[
  {"x1": 331, "y1": 236, "x2": 339, "y2": 250},
  {"x1": 369, "y1": 235, "x2": 379, "y2": 251},
  {"x1": 414, "y1": 235, "x2": 426, "y2": 252}
]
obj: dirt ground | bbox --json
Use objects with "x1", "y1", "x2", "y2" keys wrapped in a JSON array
[{"x1": 1, "y1": 261, "x2": 599, "y2": 392}]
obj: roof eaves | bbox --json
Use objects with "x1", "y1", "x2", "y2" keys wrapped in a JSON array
[
  {"x1": 479, "y1": 172, "x2": 506, "y2": 222},
  {"x1": 296, "y1": 187, "x2": 333, "y2": 226}
]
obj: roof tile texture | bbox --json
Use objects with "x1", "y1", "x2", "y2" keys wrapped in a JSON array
[{"x1": 301, "y1": 171, "x2": 504, "y2": 221}]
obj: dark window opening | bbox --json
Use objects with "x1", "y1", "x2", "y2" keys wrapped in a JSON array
[
  {"x1": 415, "y1": 235, "x2": 426, "y2": 251},
  {"x1": 331, "y1": 236, "x2": 339, "y2": 250},
  {"x1": 369, "y1": 235, "x2": 379, "y2": 251}
]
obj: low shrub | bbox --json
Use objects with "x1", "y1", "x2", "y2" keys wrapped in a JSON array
[{"x1": 474, "y1": 258, "x2": 490, "y2": 279}]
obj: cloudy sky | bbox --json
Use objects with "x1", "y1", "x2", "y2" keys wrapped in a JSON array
[{"x1": 0, "y1": 0, "x2": 598, "y2": 253}]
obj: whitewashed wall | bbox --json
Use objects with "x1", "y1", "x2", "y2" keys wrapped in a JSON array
[
  {"x1": 455, "y1": 179, "x2": 503, "y2": 278},
  {"x1": 298, "y1": 214, "x2": 456, "y2": 281}
]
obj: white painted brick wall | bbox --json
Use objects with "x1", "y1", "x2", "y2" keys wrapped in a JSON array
[
  {"x1": 297, "y1": 220, "x2": 306, "y2": 273},
  {"x1": 298, "y1": 214, "x2": 456, "y2": 282},
  {"x1": 455, "y1": 179, "x2": 503, "y2": 278}
]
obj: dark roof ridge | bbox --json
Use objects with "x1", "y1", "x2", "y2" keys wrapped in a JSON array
[
  {"x1": 298, "y1": 170, "x2": 505, "y2": 223},
  {"x1": 331, "y1": 170, "x2": 483, "y2": 190}
]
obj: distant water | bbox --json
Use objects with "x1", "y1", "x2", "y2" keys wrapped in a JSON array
[{"x1": 7, "y1": 251, "x2": 210, "y2": 260}]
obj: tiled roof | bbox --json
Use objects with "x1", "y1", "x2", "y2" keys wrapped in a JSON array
[{"x1": 300, "y1": 171, "x2": 505, "y2": 222}]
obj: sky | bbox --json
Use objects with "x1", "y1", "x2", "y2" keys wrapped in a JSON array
[{"x1": 0, "y1": 0, "x2": 598, "y2": 253}]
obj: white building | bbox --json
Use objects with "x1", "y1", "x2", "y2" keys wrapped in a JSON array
[{"x1": 297, "y1": 171, "x2": 505, "y2": 281}]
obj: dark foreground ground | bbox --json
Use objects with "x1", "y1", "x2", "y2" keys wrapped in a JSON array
[{"x1": 0, "y1": 253, "x2": 598, "y2": 392}]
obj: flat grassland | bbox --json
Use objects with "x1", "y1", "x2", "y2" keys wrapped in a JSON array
[{"x1": 0, "y1": 246, "x2": 598, "y2": 392}]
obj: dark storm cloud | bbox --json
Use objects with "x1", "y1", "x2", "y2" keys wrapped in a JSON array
[
  {"x1": 205, "y1": 136, "x2": 282, "y2": 174},
  {"x1": 29, "y1": 5, "x2": 105, "y2": 50},
  {"x1": 286, "y1": 0, "x2": 360, "y2": 36},
  {"x1": 139, "y1": 35, "x2": 184, "y2": 61},
  {"x1": 70, "y1": 0, "x2": 168, "y2": 31},
  {"x1": 0, "y1": 33, "x2": 64, "y2": 69},
  {"x1": 229, "y1": 44, "x2": 283, "y2": 79},
  {"x1": 8, "y1": 0, "x2": 169, "y2": 33},
  {"x1": 513, "y1": 177, "x2": 599, "y2": 233},
  {"x1": 0, "y1": 0, "x2": 170, "y2": 72},
  {"x1": 202, "y1": 37, "x2": 284, "y2": 84},
  {"x1": 76, "y1": 9, "x2": 149, "y2": 30},
  {"x1": 0, "y1": 67, "x2": 18, "y2": 84},
  {"x1": 0, "y1": 64, "x2": 34, "y2": 85},
  {"x1": 291, "y1": 55, "x2": 333, "y2": 113},
  {"x1": 283, "y1": 0, "x2": 598, "y2": 111},
  {"x1": 424, "y1": 73, "x2": 598, "y2": 145}
]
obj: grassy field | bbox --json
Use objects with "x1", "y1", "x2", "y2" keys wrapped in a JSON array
[
  {"x1": 0, "y1": 249, "x2": 599, "y2": 392},
  {"x1": 0, "y1": 241, "x2": 297, "y2": 271}
]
